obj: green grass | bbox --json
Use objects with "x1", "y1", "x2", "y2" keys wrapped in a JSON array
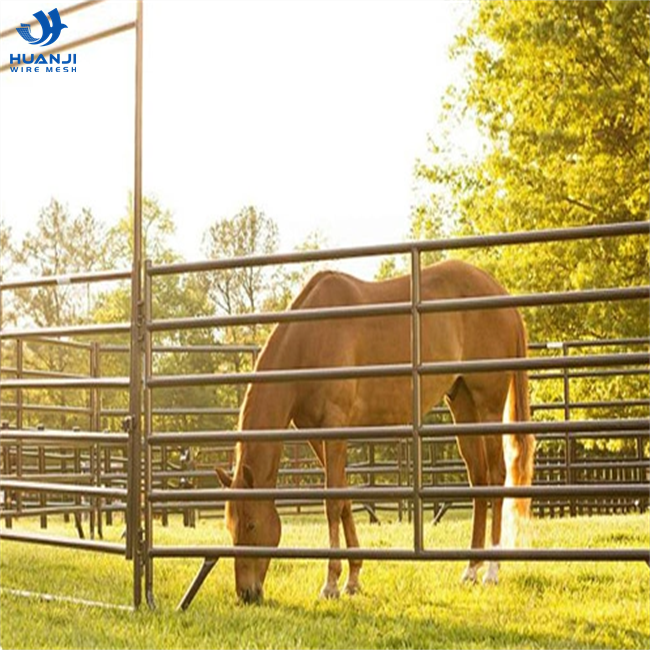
[{"x1": 1, "y1": 512, "x2": 649, "y2": 649}]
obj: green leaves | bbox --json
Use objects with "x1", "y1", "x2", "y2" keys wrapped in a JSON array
[{"x1": 416, "y1": 0, "x2": 649, "y2": 343}]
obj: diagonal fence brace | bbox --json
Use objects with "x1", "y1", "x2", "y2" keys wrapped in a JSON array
[{"x1": 177, "y1": 558, "x2": 219, "y2": 611}]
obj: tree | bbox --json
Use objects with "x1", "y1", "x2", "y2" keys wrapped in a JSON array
[
  {"x1": 375, "y1": 202, "x2": 448, "y2": 281},
  {"x1": 92, "y1": 196, "x2": 220, "y2": 433},
  {"x1": 415, "y1": 1, "x2": 649, "y2": 453},
  {"x1": 105, "y1": 194, "x2": 180, "y2": 269},
  {"x1": 12, "y1": 199, "x2": 109, "y2": 329},
  {"x1": 3, "y1": 200, "x2": 111, "y2": 427},
  {"x1": 0, "y1": 217, "x2": 12, "y2": 277},
  {"x1": 0, "y1": 218, "x2": 16, "y2": 326},
  {"x1": 202, "y1": 206, "x2": 279, "y2": 315},
  {"x1": 202, "y1": 207, "x2": 332, "y2": 341},
  {"x1": 263, "y1": 228, "x2": 331, "y2": 313},
  {"x1": 201, "y1": 206, "x2": 285, "y2": 349},
  {"x1": 416, "y1": 0, "x2": 649, "y2": 343}
]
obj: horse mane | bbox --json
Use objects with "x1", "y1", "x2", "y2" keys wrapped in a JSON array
[{"x1": 236, "y1": 271, "x2": 338, "y2": 434}]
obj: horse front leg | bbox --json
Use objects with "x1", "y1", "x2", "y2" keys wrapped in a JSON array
[
  {"x1": 341, "y1": 499, "x2": 362, "y2": 594},
  {"x1": 321, "y1": 497, "x2": 344, "y2": 599},
  {"x1": 319, "y1": 440, "x2": 362, "y2": 598}
]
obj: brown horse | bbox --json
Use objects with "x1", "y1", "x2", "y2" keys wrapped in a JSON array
[{"x1": 216, "y1": 259, "x2": 535, "y2": 603}]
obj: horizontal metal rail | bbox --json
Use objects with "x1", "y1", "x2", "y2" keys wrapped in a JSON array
[
  {"x1": 419, "y1": 286, "x2": 648, "y2": 314},
  {"x1": 147, "y1": 286, "x2": 648, "y2": 333},
  {"x1": 418, "y1": 484, "x2": 650, "y2": 500},
  {"x1": 149, "y1": 486, "x2": 412, "y2": 503},
  {"x1": 0, "y1": 268, "x2": 130, "y2": 292},
  {"x1": 150, "y1": 301, "x2": 410, "y2": 332},
  {"x1": 1, "y1": 367, "x2": 95, "y2": 380},
  {"x1": 0, "y1": 429, "x2": 128, "y2": 444},
  {"x1": 0, "y1": 471, "x2": 119, "y2": 482},
  {"x1": 150, "y1": 407, "x2": 240, "y2": 417},
  {"x1": 149, "y1": 424, "x2": 411, "y2": 446},
  {"x1": 0, "y1": 479, "x2": 128, "y2": 499},
  {"x1": 0, "y1": 530, "x2": 126, "y2": 555},
  {"x1": 0, "y1": 504, "x2": 112, "y2": 518},
  {"x1": 146, "y1": 418, "x2": 649, "y2": 446},
  {"x1": 532, "y1": 399, "x2": 649, "y2": 411},
  {"x1": 419, "y1": 352, "x2": 650, "y2": 375},
  {"x1": 148, "y1": 220, "x2": 650, "y2": 275},
  {"x1": 148, "y1": 483, "x2": 650, "y2": 503},
  {"x1": 0, "y1": 377, "x2": 129, "y2": 390},
  {"x1": 98, "y1": 343, "x2": 260, "y2": 354},
  {"x1": 0, "y1": 323, "x2": 130, "y2": 341},
  {"x1": 148, "y1": 545, "x2": 650, "y2": 562},
  {"x1": 565, "y1": 459, "x2": 649, "y2": 472},
  {"x1": 10, "y1": 357, "x2": 644, "y2": 392},
  {"x1": 0, "y1": 403, "x2": 94, "y2": 417},
  {"x1": 544, "y1": 368, "x2": 649, "y2": 379},
  {"x1": 530, "y1": 337, "x2": 649, "y2": 350},
  {"x1": 420, "y1": 418, "x2": 650, "y2": 438},
  {"x1": 147, "y1": 352, "x2": 649, "y2": 389}
]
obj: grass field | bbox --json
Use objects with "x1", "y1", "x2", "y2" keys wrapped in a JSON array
[{"x1": 1, "y1": 512, "x2": 648, "y2": 649}]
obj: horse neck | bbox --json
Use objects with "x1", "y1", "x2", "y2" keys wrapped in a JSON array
[{"x1": 235, "y1": 383, "x2": 294, "y2": 488}]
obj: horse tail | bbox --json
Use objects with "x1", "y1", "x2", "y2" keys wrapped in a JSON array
[{"x1": 503, "y1": 313, "x2": 535, "y2": 547}]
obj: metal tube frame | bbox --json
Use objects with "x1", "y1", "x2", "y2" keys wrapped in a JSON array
[
  {"x1": 142, "y1": 220, "x2": 649, "y2": 608},
  {"x1": 0, "y1": 0, "x2": 143, "y2": 611},
  {"x1": 0, "y1": 1, "x2": 647, "y2": 611}
]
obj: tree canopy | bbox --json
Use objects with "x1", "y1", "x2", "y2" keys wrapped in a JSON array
[
  {"x1": 416, "y1": 0, "x2": 649, "y2": 342},
  {"x1": 0, "y1": 199, "x2": 324, "y2": 433}
]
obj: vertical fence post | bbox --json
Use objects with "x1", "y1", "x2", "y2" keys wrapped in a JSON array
[
  {"x1": 0, "y1": 288, "x2": 15, "y2": 528},
  {"x1": 562, "y1": 342, "x2": 576, "y2": 517},
  {"x1": 90, "y1": 342, "x2": 101, "y2": 432},
  {"x1": 410, "y1": 248, "x2": 423, "y2": 554},
  {"x1": 16, "y1": 339, "x2": 24, "y2": 430},
  {"x1": 143, "y1": 259, "x2": 156, "y2": 609},
  {"x1": 90, "y1": 341, "x2": 102, "y2": 537},
  {"x1": 15, "y1": 339, "x2": 24, "y2": 523},
  {"x1": 126, "y1": 0, "x2": 144, "y2": 609},
  {"x1": 1, "y1": 422, "x2": 12, "y2": 528},
  {"x1": 396, "y1": 439, "x2": 404, "y2": 522},
  {"x1": 38, "y1": 445, "x2": 47, "y2": 528}
]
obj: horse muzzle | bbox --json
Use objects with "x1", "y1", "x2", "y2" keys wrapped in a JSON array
[{"x1": 238, "y1": 585, "x2": 263, "y2": 605}]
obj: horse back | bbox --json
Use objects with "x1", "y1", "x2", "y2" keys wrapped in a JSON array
[{"x1": 256, "y1": 260, "x2": 525, "y2": 427}]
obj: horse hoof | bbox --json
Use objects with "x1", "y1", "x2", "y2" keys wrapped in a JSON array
[
  {"x1": 460, "y1": 567, "x2": 479, "y2": 585},
  {"x1": 343, "y1": 581, "x2": 361, "y2": 596},
  {"x1": 320, "y1": 584, "x2": 340, "y2": 600},
  {"x1": 483, "y1": 564, "x2": 499, "y2": 585}
]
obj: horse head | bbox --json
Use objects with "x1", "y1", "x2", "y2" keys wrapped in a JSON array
[{"x1": 216, "y1": 465, "x2": 282, "y2": 604}]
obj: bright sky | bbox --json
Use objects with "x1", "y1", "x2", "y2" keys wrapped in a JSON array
[{"x1": 0, "y1": 0, "x2": 472, "y2": 278}]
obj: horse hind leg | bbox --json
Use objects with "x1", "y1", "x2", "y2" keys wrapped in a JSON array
[
  {"x1": 470, "y1": 376, "x2": 509, "y2": 586},
  {"x1": 447, "y1": 380, "x2": 488, "y2": 585},
  {"x1": 482, "y1": 434, "x2": 506, "y2": 585}
]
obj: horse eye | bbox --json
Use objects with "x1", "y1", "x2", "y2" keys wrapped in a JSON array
[{"x1": 246, "y1": 521, "x2": 256, "y2": 532}]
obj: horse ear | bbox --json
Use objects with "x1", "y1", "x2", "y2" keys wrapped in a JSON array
[
  {"x1": 215, "y1": 467, "x2": 232, "y2": 488},
  {"x1": 242, "y1": 464, "x2": 255, "y2": 489}
]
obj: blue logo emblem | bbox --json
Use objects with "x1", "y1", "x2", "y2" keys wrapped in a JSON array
[{"x1": 16, "y1": 8, "x2": 68, "y2": 46}]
